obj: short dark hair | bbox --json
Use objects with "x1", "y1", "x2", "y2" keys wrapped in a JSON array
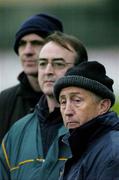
[{"x1": 44, "y1": 31, "x2": 88, "y2": 65}]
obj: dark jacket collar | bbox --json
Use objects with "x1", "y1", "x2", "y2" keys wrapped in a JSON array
[
  {"x1": 36, "y1": 95, "x2": 63, "y2": 124},
  {"x1": 18, "y1": 71, "x2": 33, "y2": 91},
  {"x1": 17, "y1": 72, "x2": 43, "y2": 98},
  {"x1": 68, "y1": 112, "x2": 119, "y2": 158}
]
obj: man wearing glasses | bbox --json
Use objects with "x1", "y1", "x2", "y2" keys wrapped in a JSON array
[{"x1": 0, "y1": 32, "x2": 88, "y2": 180}]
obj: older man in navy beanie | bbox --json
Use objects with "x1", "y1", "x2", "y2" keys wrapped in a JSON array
[{"x1": 0, "y1": 13, "x2": 63, "y2": 142}]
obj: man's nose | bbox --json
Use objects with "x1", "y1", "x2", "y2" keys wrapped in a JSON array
[
  {"x1": 24, "y1": 43, "x2": 34, "y2": 54},
  {"x1": 64, "y1": 101, "x2": 74, "y2": 115},
  {"x1": 45, "y1": 63, "x2": 54, "y2": 74}
]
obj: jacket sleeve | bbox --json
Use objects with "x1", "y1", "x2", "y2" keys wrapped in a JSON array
[
  {"x1": 0, "y1": 135, "x2": 11, "y2": 180},
  {"x1": 97, "y1": 159, "x2": 119, "y2": 180}
]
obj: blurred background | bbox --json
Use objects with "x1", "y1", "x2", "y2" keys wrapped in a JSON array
[{"x1": 0, "y1": 0, "x2": 119, "y2": 111}]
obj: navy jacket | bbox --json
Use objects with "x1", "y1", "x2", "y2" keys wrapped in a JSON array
[{"x1": 62, "y1": 112, "x2": 119, "y2": 180}]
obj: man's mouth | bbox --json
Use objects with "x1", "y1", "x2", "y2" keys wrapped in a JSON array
[
  {"x1": 44, "y1": 81, "x2": 54, "y2": 85},
  {"x1": 66, "y1": 121, "x2": 80, "y2": 129}
]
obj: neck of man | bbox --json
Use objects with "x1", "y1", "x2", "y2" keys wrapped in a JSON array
[
  {"x1": 46, "y1": 95, "x2": 60, "y2": 113},
  {"x1": 27, "y1": 75, "x2": 41, "y2": 92}
]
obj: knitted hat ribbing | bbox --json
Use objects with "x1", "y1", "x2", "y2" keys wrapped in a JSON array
[{"x1": 54, "y1": 61, "x2": 115, "y2": 106}]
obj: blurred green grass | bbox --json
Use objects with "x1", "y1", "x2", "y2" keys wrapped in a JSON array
[{"x1": 111, "y1": 99, "x2": 119, "y2": 115}]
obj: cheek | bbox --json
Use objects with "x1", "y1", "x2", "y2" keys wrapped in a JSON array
[
  {"x1": 19, "y1": 52, "x2": 25, "y2": 64},
  {"x1": 75, "y1": 105, "x2": 91, "y2": 122},
  {"x1": 60, "y1": 108, "x2": 63, "y2": 116},
  {"x1": 80, "y1": 105, "x2": 97, "y2": 122},
  {"x1": 18, "y1": 48, "x2": 24, "y2": 56},
  {"x1": 38, "y1": 69, "x2": 44, "y2": 76},
  {"x1": 38, "y1": 72, "x2": 43, "y2": 84},
  {"x1": 60, "y1": 108, "x2": 65, "y2": 119},
  {"x1": 18, "y1": 53, "x2": 22, "y2": 60},
  {"x1": 36, "y1": 46, "x2": 43, "y2": 55}
]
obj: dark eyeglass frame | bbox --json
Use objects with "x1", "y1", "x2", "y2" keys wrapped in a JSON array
[{"x1": 37, "y1": 59, "x2": 74, "y2": 69}]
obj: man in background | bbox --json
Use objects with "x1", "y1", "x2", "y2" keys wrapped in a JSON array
[{"x1": 0, "y1": 13, "x2": 63, "y2": 142}]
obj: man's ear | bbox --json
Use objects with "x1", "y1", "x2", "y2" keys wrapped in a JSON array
[{"x1": 99, "y1": 99, "x2": 111, "y2": 115}]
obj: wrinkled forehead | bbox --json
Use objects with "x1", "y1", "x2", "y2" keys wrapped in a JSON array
[
  {"x1": 60, "y1": 86, "x2": 81, "y2": 97},
  {"x1": 59, "y1": 86, "x2": 96, "y2": 99}
]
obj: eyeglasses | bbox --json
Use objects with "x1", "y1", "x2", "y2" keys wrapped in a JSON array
[{"x1": 37, "y1": 59, "x2": 74, "y2": 70}]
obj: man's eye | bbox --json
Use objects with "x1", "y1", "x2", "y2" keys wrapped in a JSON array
[
  {"x1": 39, "y1": 61, "x2": 47, "y2": 66},
  {"x1": 18, "y1": 41, "x2": 26, "y2": 47},
  {"x1": 32, "y1": 41, "x2": 44, "y2": 46},
  {"x1": 74, "y1": 99, "x2": 81, "y2": 102},
  {"x1": 60, "y1": 101, "x2": 66, "y2": 107},
  {"x1": 60, "y1": 99, "x2": 66, "y2": 105},
  {"x1": 54, "y1": 62, "x2": 65, "y2": 67},
  {"x1": 72, "y1": 98, "x2": 82, "y2": 106}
]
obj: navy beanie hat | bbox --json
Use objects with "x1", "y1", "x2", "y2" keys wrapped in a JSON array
[
  {"x1": 54, "y1": 61, "x2": 115, "y2": 107},
  {"x1": 14, "y1": 13, "x2": 63, "y2": 54}
]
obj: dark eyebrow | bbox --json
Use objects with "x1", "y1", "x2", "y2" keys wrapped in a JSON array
[
  {"x1": 38, "y1": 58, "x2": 47, "y2": 61},
  {"x1": 19, "y1": 39, "x2": 44, "y2": 44},
  {"x1": 18, "y1": 39, "x2": 26, "y2": 45},
  {"x1": 60, "y1": 92, "x2": 81, "y2": 99},
  {"x1": 38, "y1": 58, "x2": 65, "y2": 62},
  {"x1": 52, "y1": 58, "x2": 65, "y2": 62},
  {"x1": 31, "y1": 40, "x2": 44, "y2": 43}
]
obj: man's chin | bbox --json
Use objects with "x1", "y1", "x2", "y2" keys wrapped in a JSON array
[
  {"x1": 26, "y1": 72, "x2": 38, "y2": 77},
  {"x1": 43, "y1": 91, "x2": 53, "y2": 97}
]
